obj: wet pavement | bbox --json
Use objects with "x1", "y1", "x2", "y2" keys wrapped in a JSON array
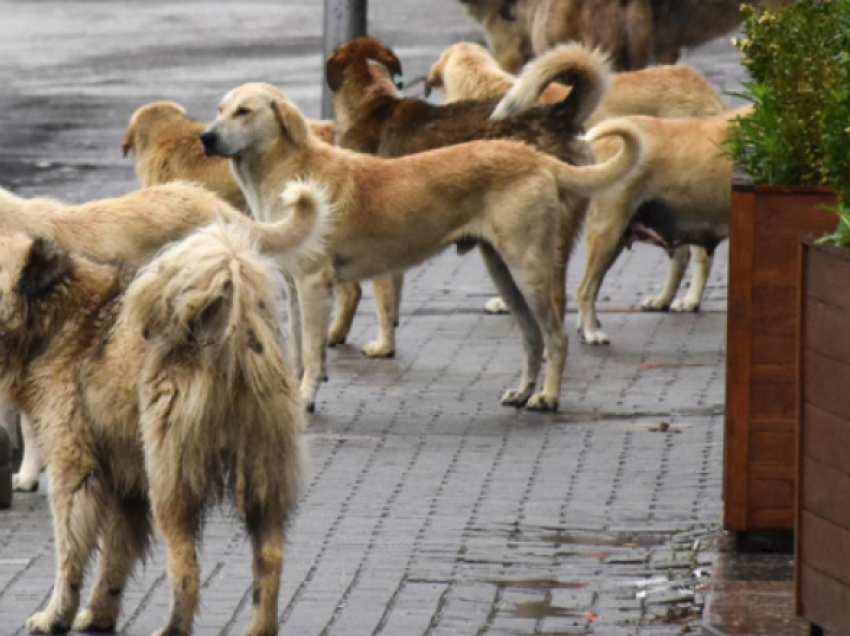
[{"x1": 0, "y1": 2, "x2": 775, "y2": 635}]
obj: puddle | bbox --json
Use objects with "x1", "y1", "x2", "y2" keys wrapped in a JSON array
[
  {"x1": 541, "y1": 532, "x2": 667, "y2": 548},
  {"x1": 486, "y1": 578, "x2": 586, "y2": 591},
  {"x1": 509, "y1": 597, "x2": 585, "y2": 620}
]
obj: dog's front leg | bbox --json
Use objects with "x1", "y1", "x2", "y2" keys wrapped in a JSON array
[
  {"x1": 13, "y1": 414, "x2": 41, "y2": 492},
  {"x1": 362, "y1": 274, "x2": 401, "y2": 358},
  {"x1": 296, "y1": 265, "x2": 334, "y2": 413},
  {"x1": 642, "y1": 246, "x2": 690, "y2": 312},
  {"x1": 26, "y1": 465, "x2": 107, "y2": 634},
  {"x1": 671, "y1": 246, "x2": 712, "y2": 312}
]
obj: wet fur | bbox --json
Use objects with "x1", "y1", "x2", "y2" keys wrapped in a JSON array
[
  {"x1": 0, "y1": 224, "x2": 305, "y2": 636},
  {"x1": 325, "y1": 37, "x2": 609, "y2": 357}
]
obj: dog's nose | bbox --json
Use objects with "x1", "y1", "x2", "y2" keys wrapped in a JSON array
[{"x1": 200, "y1": 130, "x2": 219, "y2": 156}]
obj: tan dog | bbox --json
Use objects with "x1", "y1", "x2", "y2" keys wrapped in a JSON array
[
  {"x1": 427, "y1": 41, "x2": 728, "y2": 125},
  {"x1": 1, "y1": 182, "x2": 330, "y2": 635},
  {"x1": 0, "y1": 180, "x2": 324, "y2": 493},
  {"x1": 122, "y1": 100, "x2": 335, "y2": 213},
  {"x1": 456, "y1": 0, "x2": 532, "y2": 73},
  {"x1": 577, "y1": 108, "x2": 749, "y2": 344},
  {"x1": 201, "y1": 82, "x2": 645, "y2": 412}
]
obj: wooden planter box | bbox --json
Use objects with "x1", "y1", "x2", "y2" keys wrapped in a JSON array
[
  {"x1": 796, "y1": 240, "x2": 850, "y2": 634},
  {"x1": 724, "y1": 182, "x2": 837, "y2": 533}
]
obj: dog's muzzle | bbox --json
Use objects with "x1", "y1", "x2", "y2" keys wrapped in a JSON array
[{"x1": 200, "y1": 129, "x2": 223, "y2": 157}]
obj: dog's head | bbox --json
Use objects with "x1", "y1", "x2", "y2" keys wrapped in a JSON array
[
  {"x1": 122, "y1": 101, "x2": 189, "y2": 158},
  {"x1": 425, "y1": 42, "x2": 496, "y2": 98},
  {"x1": 0, "y1": 233, "x2": 74, "y2": 352},
  {"x1": 326, "y1": 36, "x2": 404, "y2": 93},
  {"x1": 201, "y1": 83, "x2": 310, "y2": 159}
]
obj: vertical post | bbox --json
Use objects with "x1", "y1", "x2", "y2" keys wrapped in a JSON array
[{"x1": 322, "y1": 0, "x2": 368, "y2": 119}]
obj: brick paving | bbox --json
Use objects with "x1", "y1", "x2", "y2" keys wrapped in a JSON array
[{"x1": 0, "y1": 2, "x2": 744, "y2": 634}]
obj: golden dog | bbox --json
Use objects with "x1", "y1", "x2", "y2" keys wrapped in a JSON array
[
  {"x1": 426, "y1": 41, "x2": 728, "y2": 125},
  {"x1": 122, "y1": 100, "x2": 336, "y2": 213},
  {"x1": 201, "y1": 82, "x2": 645, "y2": 412},
  {"x1": 1, "y1": 181, "x2": 329, "y2": 636}
]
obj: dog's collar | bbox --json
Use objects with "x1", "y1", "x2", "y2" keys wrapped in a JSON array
[{"x1": 392, "y1": 73, "x2": 404, "y2": 90}]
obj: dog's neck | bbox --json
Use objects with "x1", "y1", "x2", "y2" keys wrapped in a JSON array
[{"x1": 443, "y1": 55, "x2": 514, "y2": 103}]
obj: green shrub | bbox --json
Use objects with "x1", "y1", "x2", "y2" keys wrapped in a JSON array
[{"x1": 723, "y1": 0, "x2": 850, "y2": 247}]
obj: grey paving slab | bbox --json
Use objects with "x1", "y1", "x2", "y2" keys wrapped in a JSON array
[{"x1": 0, "y1": 2, "x2": 744, "y2": 635}]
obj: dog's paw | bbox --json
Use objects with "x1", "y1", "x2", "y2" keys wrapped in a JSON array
[
  {"x1": 500, "y1": 387, "x2": 533, "y2": 408},
  {"x1": 326, "y1": 327, "x2": 348, "y2": 347},
  {"x1": 670, "y1": 298, "x2": 701, "y2": 313},
  {"x1": 13, "y1": 472, "x2": 39, "y2": 493},
  {"x1": 640, "y1": 295, "x2": 671, "y2": 312},
  {"x1": 484, "y1": 297, "x2": 509, "y2": 315},
  {"x1": 525, "y1": 393, "x2": 559, "y2": 412},
  {"x1": 581, "y1": 329, "x2": 610, "y2": 346},
  {"x1": 237, "y1": 622, "x2": 277, "y2": 636},
  {"x1": 26, "y1": 612, "x2": 70, "y2": 634},
  {"x1": 72, "y1": 609, "x2": 115, "y2": 633},
  {"x1": 362, "y1": 341, "x2": 395, "y2": 358}
]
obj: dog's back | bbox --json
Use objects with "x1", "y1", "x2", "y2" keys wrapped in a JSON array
[{"x1": 126, "y1": 222, "x2": 305, "y2": 516}]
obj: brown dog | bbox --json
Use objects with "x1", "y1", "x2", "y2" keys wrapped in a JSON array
[
  {"x1": 325, "y1": 36, "x2": 610, "y2": 358},
  {"x1": 4, "y1": 183, "x2": 329, "y2": 635},
  {"x1": 122, "y1": 100, "x2": 335, "y2": 213},
  {"x1": 460, "y1": 0, "x2": 793, "y2": 72},
  {"x1": 427, "y1": 41, "x2": 728, "y2": 125},
  {"x1": 201, "y1": 82, "x2": 645, "y2": 412}
]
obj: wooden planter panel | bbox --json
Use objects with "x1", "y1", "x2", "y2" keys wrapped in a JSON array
[
  {"x1": 724, "y1": 185, "x2": 837, "y2": 531},
  {"x1": 796, "y1": 241, "x2": 850, "y2": 632}
]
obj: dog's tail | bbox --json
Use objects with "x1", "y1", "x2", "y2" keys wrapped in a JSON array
[
  {"x1": 250, "y1": 178, "x2": 334, "y2": 271},
  {"x1": 128, "y1": 223, "x2": 305, "y2": 517},
  {"x1": 546, "y1": 117, "x2": 645, "y2": 198},
  {"x1": 489, "y1": 43, "x2": 611, "y2": 124}
]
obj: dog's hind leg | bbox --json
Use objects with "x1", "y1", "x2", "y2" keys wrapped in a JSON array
[
  {"x1": 26, "y1": 460, "x2": 108, "y2": 634},
  {"x1": 13, "y1": 414, "x2": 40, "y2": 492},
  {"x1": 328, "y1": 282, "x2": 361, "y2": 346},
  {"x1": 296, "y1": 264, "x2": 335, "y2": 412},
  {"x1": 671, "y1": 246, "x2": 713, "y2": 312},
  {"x1": 242, "y1": 508, "x2": 286, "y2": 636},
  {"x1": 641, "y1": 246, "x2": 690, "y2": 311},
  {"x1": 479, "y1": 243, "x2": 544, "y2": 408},
  {"x1": 362, "y1": 274, "x2": 401, "y2": 358},
  {"x1": 73, "y1": 495, "x2": 152, "y2": 632},
  {"x1": 577, "y1": 198, "x2": 632, "y2": 345},
  {"x1": 150, "y1": 502, "x2": 201, "y2": 636}
]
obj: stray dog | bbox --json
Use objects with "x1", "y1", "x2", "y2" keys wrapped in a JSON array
[
  {"x1": 201, "y1": 82, "x2": 645, "y2": 412},
  {"x1": 1, "y1": 181, "x2": 328, "y2": 635},
  {"x1": 457, "y1": 0, "x2": 533, "y2": 73},
  {"x1": 576, "y1": 108, "x2": 749, "y2": 344},
  {"x1": 325, "y1": 36, "x2": 609, "y2": 358},
  {"x1": 427, "y1": 41, "x2": 728, "y2": 125},
  {"x1": 122, "y1": 100, "x2": 335, "y2": 213},
  {"x1": 461, "y1": 0, "x2": 793, "y2": 72}
]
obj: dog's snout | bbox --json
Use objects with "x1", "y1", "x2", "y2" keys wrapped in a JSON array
[{"x1": 200, "y1": 129, "x2": 219, "y2": 156}]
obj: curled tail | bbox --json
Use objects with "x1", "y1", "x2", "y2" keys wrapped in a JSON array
[
  {"x1": 547, "y1": 118, "x2": 645, "y2": 198},
  {"x1": 250, "y1": 178, "x2": 333, "y2": 272},
  {"x1": 128, "y1": 223, "x2": 305, "y2": 514},
  {"x1": 490, "y1": 43, "x2": 611, "y2": 124}
]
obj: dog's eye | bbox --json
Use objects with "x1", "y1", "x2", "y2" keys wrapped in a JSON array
[{"x1": 234, "y1": 107, "x2": 252, "y2": 117}]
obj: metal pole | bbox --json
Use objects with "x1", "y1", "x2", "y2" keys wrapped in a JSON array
[{"x1": 322, "y1": 0, "x2": 368, "y2": 119}]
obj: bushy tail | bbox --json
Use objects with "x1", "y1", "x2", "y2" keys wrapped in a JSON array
[
  {"x1": 127, "y1": 223, "x2": 305, "y2": 515},
  {"x1": 546, "y1": 117, "x2": 646, "y2": 198},
  {"x1": 250, "y1": 178, "x2": 334, "y2": 272},
  {"x1": 490, "y1": 43, "x2": 611, "y2": 124}
]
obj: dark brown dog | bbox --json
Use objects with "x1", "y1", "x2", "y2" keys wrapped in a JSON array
[{"x1": 325, "y1": 36, "x2": 612, "y2": 358}]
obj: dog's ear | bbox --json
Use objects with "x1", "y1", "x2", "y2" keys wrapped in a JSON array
[
  {"x1": 326, "y1": 49, "x2": 347, "y2": 92},
  {"x1": 121, "y1": 124, "x2": 135, "y2": 158},
  {"x1": 18, "y1": 238, "x2": 73, "y2": 301},
  {"x1": 270, "y1": 96, "x2": 309, "y2": 147},
  {"x1": 374, "y1": 47, "x2": 403, "y2": 85}
]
